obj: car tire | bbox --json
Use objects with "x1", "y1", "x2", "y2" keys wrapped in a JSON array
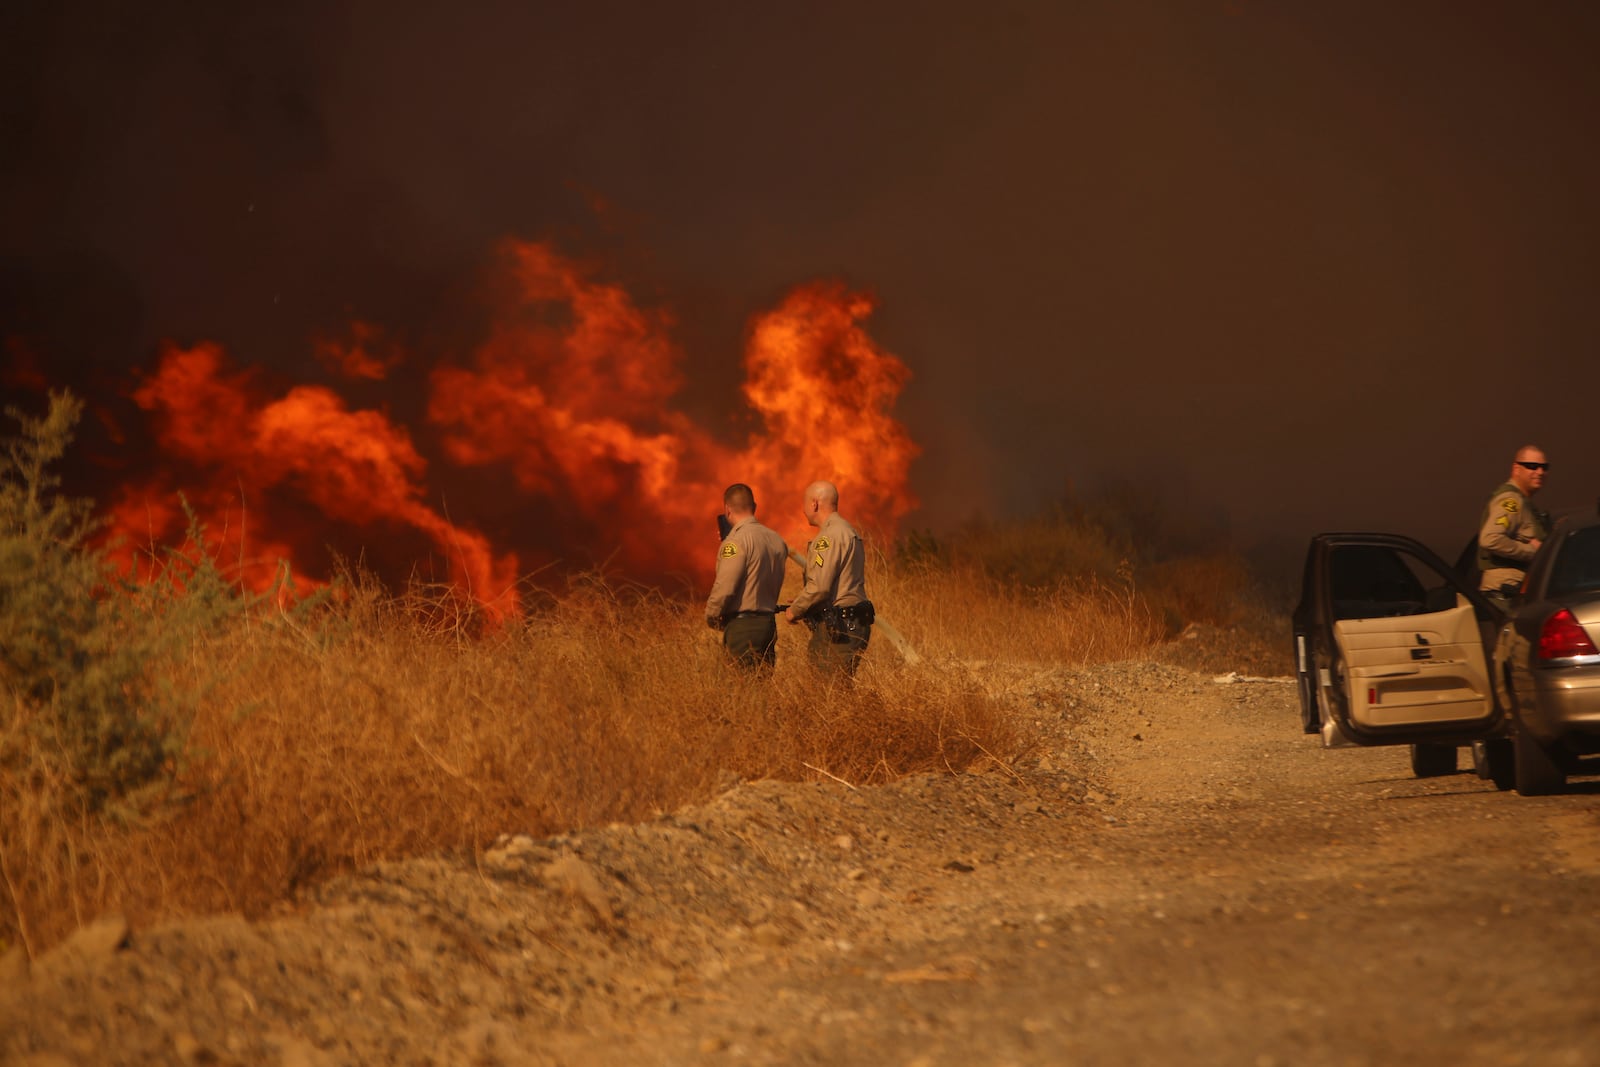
[
  {"x1": 1513, "y1": 730, "x2": 1566, "y2": 796},
  {"x1": 1471, "y1": 739, "x2": 1516, "y2": 791},
  {"x1": 1410, "y1": 743, "x2": 1458, "y2": 778}
]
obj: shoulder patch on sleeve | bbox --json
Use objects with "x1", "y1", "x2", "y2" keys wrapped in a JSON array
[
  {"x1": 720, "y1": 542, "x2": 738, "y2": 558},
  {"x1": 812, "y1": 552, "x2": 825, "y2": 567},
  {"x1": 1495, "y1": 515, "x2": 1510, "y2": 529},
  {"x1": 1500, "y1": 497, "x2": 1520, "y2": 513},
  {"x1": 814, "y1": 535, "x2": 830, "y2": 552}
]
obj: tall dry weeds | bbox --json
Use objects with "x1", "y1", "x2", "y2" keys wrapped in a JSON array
[
  {"x1": 876, "y1": 553, "x2": 1163, "y2": 665},
  {"x1": 2, "y1": 560, "x2": 1038, "y2": 954}
]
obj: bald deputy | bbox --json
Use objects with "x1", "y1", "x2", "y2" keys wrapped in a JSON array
[
  {"x1": 1477, "y1": 443, "x2": 1551, "y2": 606},
  {"x1": 784, "y1": 480, "x2": 874, "y2": 676},
  {"x1": 705, "y1": 483, "x2": 790, "y2": 670}
]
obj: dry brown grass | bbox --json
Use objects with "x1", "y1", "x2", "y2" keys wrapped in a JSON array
[
  {"x1": 877, "y1": 556, "x2": 1163, "y2": 665},
  {"x1": 1, "y1": 566, "x2": 1028, "y2": 955},
  {"x1": 1, "y1": 518, "x2": 1289, "y2": 958}
]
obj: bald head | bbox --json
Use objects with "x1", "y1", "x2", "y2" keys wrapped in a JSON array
[
  {"x1": 804, "y1": 481, "x2": 839, "y2": 508},
  {"x1": 802, "y1": 480, "x2": 840, "y2": 528},
  {"x1": 1509, "y1": 444, "x2": 1548, "y2": 496}
]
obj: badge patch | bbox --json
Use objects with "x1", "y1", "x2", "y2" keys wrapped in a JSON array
[
  {"x1": 1495, "y1": 515, "x2": 1510, "y2": 529},
  {"x1": 1500, "y1": 498, "x2": 1520, "y2": 513},
  {"x1": 720, "y1": 543, "x2": 738, "y2": 558},
  {"x1": 814, "y1": 536, "x2": 830, "y2": 552},
  {"x1": 812, "y1": 553, "x2": 825, "y2": 567}
]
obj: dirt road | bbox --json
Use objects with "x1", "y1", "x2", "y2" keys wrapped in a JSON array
[{"x1": 6, "y1": 659, "x2": 1599, "y2": 1066}]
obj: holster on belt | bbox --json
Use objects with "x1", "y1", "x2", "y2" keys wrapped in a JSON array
[{"x1": 819, "y1": 600, "x2": 875, "y2": 638}]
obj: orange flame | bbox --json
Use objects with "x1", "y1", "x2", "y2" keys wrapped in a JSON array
[
  {"x1": 313, "y1": 320, "x2": 401, "y2": 381},
  {"x1": 119, "y1": 342, "x2": 519, "y2": 615},
  {"x1": 428, "y1": 240, "x2": 721, "y2": 573},
  {"x1": 103, "y1": 483, "x2": 316, "y2": 600},
  {"x1": 736, "y1": 281, "x2": 919, "y2": 535},
  {"x1": 97, "y1": 238, "x2": 918, "y2": 609}
]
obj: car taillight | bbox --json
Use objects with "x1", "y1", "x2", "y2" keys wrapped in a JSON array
[{"x1": 1538, "y1": 609, "x2": 1600, "y2": 660}]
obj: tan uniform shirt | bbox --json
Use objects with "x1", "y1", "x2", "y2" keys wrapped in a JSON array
[
  {"x1": 788, "y1": 512, "x2": 868, "y2": 617},
  {"x1": 705, "y1": 517, "x2": 789, "y2": 624},
  {"x1": 1477, "y1": 482, "x2": 1547, "y2": 592}
]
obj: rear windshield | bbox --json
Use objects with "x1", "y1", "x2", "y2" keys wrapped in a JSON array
[{"x1": 1547, "y1": 526, "x2": 1600, "y2": 596}]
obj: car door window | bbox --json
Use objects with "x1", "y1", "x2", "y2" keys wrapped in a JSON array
[{"x1": 1328, "y1": 544, "x2": 1453, "y2": 620}]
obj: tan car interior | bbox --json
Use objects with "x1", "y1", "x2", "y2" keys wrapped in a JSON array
[{"x1": 1333, "y1": 598, "x2": 1492, "y2": 728}]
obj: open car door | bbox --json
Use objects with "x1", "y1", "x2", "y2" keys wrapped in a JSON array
[{"x1": 1294, "y1": 533, "x2": 1506, "y2": 748}]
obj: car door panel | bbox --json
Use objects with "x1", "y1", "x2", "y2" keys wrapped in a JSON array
[
  {"x1": 1335, "y1": 599, "x2": 1492, "y2": 729},
  {"x1": 1296, "y1": 534, "x2": 1505, "y2": 747}
]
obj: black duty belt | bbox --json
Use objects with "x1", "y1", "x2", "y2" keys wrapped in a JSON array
[{"x1": 731, "y1": 610, "x2": 776, "y2": 619}]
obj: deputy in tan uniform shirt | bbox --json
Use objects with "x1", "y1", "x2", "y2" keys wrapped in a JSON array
[
  {"x1": 784, "y1": 480, "x2": 873, "y2": 675},
  {"x1": 705, "y1": 483, "x2": 790, "y2": 670},
  {"x1": 1477, "y1": 443, "x2": 1551, "y2": 605}
]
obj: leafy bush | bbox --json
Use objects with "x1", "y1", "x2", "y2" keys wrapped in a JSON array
[{"x1": 0, "y1": 392, "x2": 245, "y2": 815}]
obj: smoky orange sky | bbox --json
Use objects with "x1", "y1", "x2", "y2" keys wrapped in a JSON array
[{"x1": 4, "y1": 2, "x2": 1599, "y2": 596}]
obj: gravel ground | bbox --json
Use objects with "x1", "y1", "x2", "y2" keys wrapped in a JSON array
[{"x1": 5, "y1": 655, "x2": 1599, "y2": 1066}]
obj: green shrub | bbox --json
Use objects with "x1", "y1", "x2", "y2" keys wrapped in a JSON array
[{"x1": 0, "y1": 391, "x2": 247, "y2": 816}]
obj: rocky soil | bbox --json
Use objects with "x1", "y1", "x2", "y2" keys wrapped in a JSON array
[{"x1": 5, "y1": 651, "x2": 1599, "y2": 1066}]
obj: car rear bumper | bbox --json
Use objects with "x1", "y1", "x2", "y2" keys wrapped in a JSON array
[{"x1": 1525, "y1": 662, "x2": 1600, "y2": 743}]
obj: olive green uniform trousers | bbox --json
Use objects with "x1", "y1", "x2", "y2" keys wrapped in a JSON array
[
  {"x1": 724, "y1": 614, "x2": 778, "y2": 671},
  {"x1": 807, "y1": 621, "x2": 871, "y2": 676}
]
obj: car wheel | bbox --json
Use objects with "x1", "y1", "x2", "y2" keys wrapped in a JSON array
[
  {"x1": 1472, "y1": 742, "x2": 1510, "y2": 793},
  {"x1": 1410, "y1": 743, "x2": 1458, "y2": 778},
  {"x1": 1513, "y1": 730, "x2": 1566, "y2": 796},
  {"x1": 1471, "y1": 739, "x2": 1516, "y2": 791}
]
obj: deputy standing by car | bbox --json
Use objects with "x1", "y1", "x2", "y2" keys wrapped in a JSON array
[
  {"x1": 705, "y1": 483, "x2": 790, "y2": 671},
  {"x1": 784, "y1": 480, "x2": 873, "y2": 676},
  {"x1": 1477, "y1": 444, "x2": 1551, "y2": 607}
]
